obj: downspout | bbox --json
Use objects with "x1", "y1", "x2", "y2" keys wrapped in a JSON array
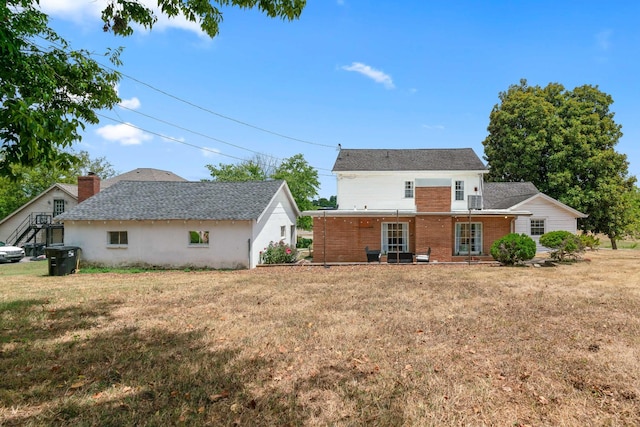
[
  {"x1": 323, "y1": 210, "x2": 327, "y2": 268},
  {"x1": 248, "y1": 238, "x2": 251, "y2": 269}
]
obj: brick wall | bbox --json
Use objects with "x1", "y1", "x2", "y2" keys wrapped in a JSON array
[
  {"x1": 313, "y1": 214, "x2": 513, "y2": 263},
  {"x1": 415, "y1": 186, "x2": 451, "y2": 212},
  {"x1": 312, "y1": 215, "x2": 415, "y2": 263},
  {"x1": 452, "y1": 216, "x2": 512, "y2": 256},
  {"x1": 415, "y1": 215, "x2": 453, "y2": 261},
  {"x1": 77, "y1": 174, "x2": 100, "y2": 203}
]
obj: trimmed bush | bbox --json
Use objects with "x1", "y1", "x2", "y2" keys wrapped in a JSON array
[
  {"x1": 579, "y1": 233, "x2": 600, "y2": 251},
  {"x1": 490, "y1": 233, "x2": 537, "y2": 265},
  {"x1": 261, "y1": 241, "x2": 298, "y2": 264},
  {"x1": 296, "y1": 236, "x2": 313, "y2": 249},
  {"x1": 539, "y1": 230, "x2": 584, "y2": 261}
]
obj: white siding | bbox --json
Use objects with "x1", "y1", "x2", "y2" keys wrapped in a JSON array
[
  {"x1": 0, "y1": 187, "x2": 77, "y2": 244},
  {"x1": 336, "y1": 171, "x2": 484, "y2": 212},
  {"x1": 513, "y1": 197, "x2": 580, "y2": 252},
  {"x1": 252, "y1": 188, "x2": 299, "y2": 268},
  {"x1": 63, "y1": 220, "x2": 253, "y2": 269},
  {"x1": 61, "y1": 185, "x2": 299, "y2": 269}
]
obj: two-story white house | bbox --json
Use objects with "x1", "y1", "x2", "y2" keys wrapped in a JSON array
[{"x1": 305, "y1": 148, "x2": 586, "y2": 263}]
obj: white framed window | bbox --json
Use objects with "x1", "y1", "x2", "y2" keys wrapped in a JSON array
[
  {"x1": 189, "y1": 230, "x2": 209, "y2": 246},
  {"x1": 108, "y1": 231, "x2": 128, "y2": 246},
  {"x1": 530, "y1": 219, "x2": 546, "y2": 236},
  {"x1": 404, "y1": 181, "x2": 414, "y2": 198},
  {"x1": 455, "y1": 181, "x2": 464, "y2": 201},
  {"x1": 53, "y1": 199, "x2": 65, "y2": 216},
  {"x1": 382, "y1": 222, "x2": 409, "y2": 254},
  {"x1": 455, "y1": 223, "x2": 482, "y2": 255},
  {"x1": 280, "y1": 226, "x2": 286, "y2": 238}
]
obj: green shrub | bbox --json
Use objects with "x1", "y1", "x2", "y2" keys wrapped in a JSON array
[
  {"x1": 579, "y1": 233, "x2": 600, "y2": 250},
  {"x1": 261, "y1": 241, "x2": 298, "y2": 264},
  {"x1": 490, "y1": 233, "x2": 537, "y2": 265},
  {"x1": 296, "y1": 236, "x2": 313, "y2": 249},
  {"x1": 539, "y1": 230, "x2": 584, "y2": 261}
]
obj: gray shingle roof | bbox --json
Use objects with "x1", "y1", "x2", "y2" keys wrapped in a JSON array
[
  {"x1": 483, "y1": 182, "x2": 539, "y2": 209},
  {"x1": 332, "y1": 148, "x2": 487, "y2": 171},
  {"x1": 56, "y1": 180, "x2": 289, "y2": 221},
  {"x1": 102, "y1": 168, "x2": 186, "y2": 188}
]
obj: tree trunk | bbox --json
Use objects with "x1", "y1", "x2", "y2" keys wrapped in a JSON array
[{"x1": 609, "y1": 236, "x2": 618, "y2": 250}]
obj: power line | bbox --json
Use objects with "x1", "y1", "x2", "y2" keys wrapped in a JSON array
[
  {"x1": 29, "y1": 39, "x2": 336, "y2": 175},
  {"x1": 95, "y1": 113, "x2": 336, "y2": 178},
  {"x1": 118, "y1": 104, "x2": 333, "y2": 172},
  {"x1": 34, "y1": 34, "x2": 338, "y2": 149}
]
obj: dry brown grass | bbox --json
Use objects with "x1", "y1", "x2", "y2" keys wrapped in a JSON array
[{"x1": 1, "y1": 250, "x2": 640, "y2": 426}]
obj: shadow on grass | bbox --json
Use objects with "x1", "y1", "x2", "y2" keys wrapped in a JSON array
[{"x1": 1, "y1": 298, "x2": 412, "y2": 425}]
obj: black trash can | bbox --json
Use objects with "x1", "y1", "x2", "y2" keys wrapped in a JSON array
[{"x1": 45, "y1": 246, "x2": 80, "y2": 276}]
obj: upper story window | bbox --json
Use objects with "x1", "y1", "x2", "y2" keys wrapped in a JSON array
[
  {"x1": 404, "y1": 181, "x2": 414, "y2": 198},
  {"x1": 455, "y1": 181, "x2": 464, "y2": 201},
  {"x1": 53, "y1": 199, "x2": 65, "y2": 216},
  {"x1": 530, "y1": 219, "x2": 546, "y2": 236}
]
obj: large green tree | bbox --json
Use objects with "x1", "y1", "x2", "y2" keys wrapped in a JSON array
[
  {"x1": 483, "y1": 80, "x2": 637, "y2": 248},
  {"x1": 0, "y1": 150, "x2": 116, "y2": 220},
  {"x1": 1, "y1": 0, "x2": 306, "y2": 178},
  {"x1": 1, "y1": 0, "x2": 121, "y2": 179},
  {"x1": 205, "y1": 154, "x2": 319, "y2": 229}
]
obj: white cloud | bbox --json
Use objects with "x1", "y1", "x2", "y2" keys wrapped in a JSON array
[
  {"x1": 341, "y1": 62, "x2": 395, "y2": 89},
  {"x1": 422, "y1": 124, "x2": 445, "y2": 130},
  {"x1": 96, "y1": 123, "x2": 152, "y2": 145},
  {"x1": 39, "y1": 0, "x2": 207, "y2": 37},
  {"x1": 118, "y1": 97, "x2": 141, "y2": 110},
  {"x1": 595, "y1": 30, "x2": 612, "y2": 51}
]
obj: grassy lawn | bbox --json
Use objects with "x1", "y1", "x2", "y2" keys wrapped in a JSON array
[{"x1": 1, "y1": 251, "x2": 639, "y2": 426}]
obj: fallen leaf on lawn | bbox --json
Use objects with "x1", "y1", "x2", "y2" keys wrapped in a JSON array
[
  {"x1": 70, "y1": 381, "x2": 86, "y2": 389},
  {"x1": 230, "y1": 403, "x2": 241, "y2": 413},
  {"x1": 209, "y1": 391, "x2": 229, "y2": 402},
  {"x1": 278, "y1": 346, "x2": 287, "y2": 354},
  {"x1": 538, "y1": 396, "x2": 548, "y2": 405},
  {"x1": 198, "y1": 406, "x2": 205, "y2": 413}
]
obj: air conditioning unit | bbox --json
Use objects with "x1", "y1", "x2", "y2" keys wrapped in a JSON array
[{"x1": 467, "y1": 195, "x2": 483, "y2": 210}]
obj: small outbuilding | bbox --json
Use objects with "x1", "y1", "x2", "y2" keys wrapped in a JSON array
[{"x1": 55, "y1": 180, "x2": 299, "y2": 269}]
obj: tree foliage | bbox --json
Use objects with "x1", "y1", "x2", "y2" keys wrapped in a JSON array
[
  {"x1": 1, "y1": 1, "x2": 121, "y2": 179},
  {"x1": 205, "y1": 154, "x2": 319, "y2": 229},
  {"x1": 312, "y1": 195, "x2": 337, "y2": 208},
  {"x1": 2, "y1": 0, "x2": 306, "y2": 178},
  {"x1": 483, "y1": 80, "x2": 637, "y2": 248},
  {"x1": 102, "y1": 0, "x2": 307, "y2": 38}
]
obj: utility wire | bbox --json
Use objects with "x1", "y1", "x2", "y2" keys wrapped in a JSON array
[
  {"x1": 34, "y1": 33, "x2": 338, "y2": 149},
  {"x1": 95, "y1": 113, "x2": 336, "y2": 178},
  {"x1": 29, "y1": 39, "x2": 336, "y2": 175}
]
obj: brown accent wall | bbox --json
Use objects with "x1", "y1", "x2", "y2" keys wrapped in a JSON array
[
  {"x1": 312, "y1": 215, "x2": 415, "y2": 263},
  {"x1": 77, "y1": 173, "x2": 100, "y2": 203},
  {"x1": 415, "y1": 186, "x2": 451, "y2": 212},
  {"x1": 414, "y1": 215, "x2": 453, "y2": 261}
]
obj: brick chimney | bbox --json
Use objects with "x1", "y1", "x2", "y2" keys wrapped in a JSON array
[{"x1": 77, "y1": 172, "x2": 101, "y2": 203}]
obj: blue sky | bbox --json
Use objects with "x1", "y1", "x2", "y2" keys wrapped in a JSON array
[{"x1": 39, "y1": 0, "x2": 640, "y2": 198}]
